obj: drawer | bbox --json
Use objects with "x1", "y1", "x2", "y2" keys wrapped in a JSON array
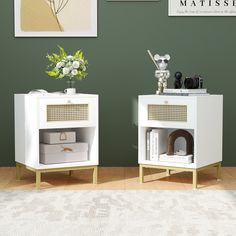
[
  {"x1": 139, "y1": 96, "x2": 196, "y2": 129},
  {"x1": 39, "y1": 97, "x2": 98, "y2": 128}
]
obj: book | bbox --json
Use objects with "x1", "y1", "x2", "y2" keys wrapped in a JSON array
[
  {"x1": 150, "y1": 130, "x2": 154, "y2": 160},
  {"x1": 163, "y1": 88, "x2": 207, "y2": 94},
  {"x1": 150, "y1": 130, "x2": 159, "y2": 160},
  {"x1": 159, "y1": 154, "x2": 193, "y2": 164},
  {"x1": 146, "y1": 130, "x2": 151, "y2": 160},
  {"x1": 162, "y1": 93, "x2": 209, "y2": 96},
  {"x1": 150, "y1": 129, "x2": 167, "y2": 161}
]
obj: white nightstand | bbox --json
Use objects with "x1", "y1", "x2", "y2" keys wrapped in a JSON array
[
  {"x1": 138, "y1": 94, "x2": 223, "y2": 189},
  {"x1": 14, "y1": 93, "x2": 99, "y2": 189}
]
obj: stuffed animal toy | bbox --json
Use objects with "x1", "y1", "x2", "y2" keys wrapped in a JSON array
[
  {"x1": 154, "y1": 54, "x2": 171, "y2": 94},
  {"x1": 174, "y1": 71, "x2": 183, "y2": 89}
]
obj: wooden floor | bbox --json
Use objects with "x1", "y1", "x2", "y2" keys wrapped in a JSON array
[{"x1": 0, "y1": 167, "x2": 236, "y2": 190}]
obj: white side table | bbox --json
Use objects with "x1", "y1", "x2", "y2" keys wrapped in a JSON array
[
  {"x1": 138, "y1": 94, "x2": 223, "y2": 189},
  {"x1": 14, "y1": 93, "x2": 99, "y2": 189}
]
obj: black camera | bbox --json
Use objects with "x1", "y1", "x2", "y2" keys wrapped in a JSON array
[{"x1": 184, "y1": 75, "x2": 203, "y2": 89}]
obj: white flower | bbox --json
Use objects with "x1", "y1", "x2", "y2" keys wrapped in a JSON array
[
  {"x1": 71, "y1": 69, "x2": 78, "y2": 76},
  {"x1": 72, "y1": 61, "x2": 80, "y2": 69},
  {"x1": 56, "y1": 62, "x2": 63, "y2": 68},
  {"x1": 63, "y1": 67, "x2": 70, "y2": 75},
  {"x1": 67, "y1": 55, "x2": 73, "y2": 61}
]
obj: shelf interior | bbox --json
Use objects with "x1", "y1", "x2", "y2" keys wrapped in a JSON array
[
  {"x1": 38, "y1": 127, "x2": 98, "y2": 166},
  {"x1": 139, "y1": 127, "x2": 195, "y2": 167}
]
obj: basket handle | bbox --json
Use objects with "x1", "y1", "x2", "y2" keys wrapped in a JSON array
[
  {"x1": 59, "y1": 132, "x2": 67, "y2": 141},
  {"x1": 61, "y1": 146, "x2": 73, "y2": 152}
]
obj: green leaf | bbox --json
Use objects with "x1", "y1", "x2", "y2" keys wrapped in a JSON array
[
  {"x1": 58, "y1": 46, "x2": 67, "y2": 58},
  {"x1": 52, "y1": 53, "x2": 60, "y2": 61},
  {"x1": 46, "y1": 70, "x2": 59, "y2": 77}
]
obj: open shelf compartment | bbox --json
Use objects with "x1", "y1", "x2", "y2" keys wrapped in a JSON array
[
  {"x1": 138, "y1": 127, "x2": 196, "y2": 168},
  {"x1": 37, "y1": 127, "x2": 98, "y2": 168}
]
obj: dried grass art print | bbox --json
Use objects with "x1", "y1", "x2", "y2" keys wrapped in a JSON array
[
  {"x1": 47, "y1": 0, "x2": 70, "y2": 31},
  {"x1": 14, "y1": 0, "x2": 97, "y2": 37}
]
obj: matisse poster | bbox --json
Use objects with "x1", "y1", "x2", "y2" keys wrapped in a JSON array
[
  {"x1": 169, "y1": 0, "x2": 236, "y2": 16},
  {"x1": 14, "y1": 0, "x2": 97, "y2": 37}
]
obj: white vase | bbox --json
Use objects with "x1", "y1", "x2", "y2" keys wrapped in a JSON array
[
  {"x1": 65, "y1": 79, "x2": 76, "y2": 94},
  {"x1": 64, "y1": 88, "x2": 76, "y2": 95}
]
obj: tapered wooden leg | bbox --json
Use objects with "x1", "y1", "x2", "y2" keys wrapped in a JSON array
[
  {"x1": 93, "y1": 166, "x2": 98, "y2": 184},
  {"x1": 217, "y1": 163, "x2": 222, "y2": 181},
  {"x1": 36, "y1": 171, "x2": 41, "y2": 190},
  {"x1": 166, "y1": 169, "x2": 171, "y2": 176},
  {"x1": 139, "y1": 165, "x2": 144, "y2": 183},
  {"x1": 16, "y1": 163, "x2": 21, "y2": 180},
  {"x1": 69, "y1": 170, "x2": 72, "y2": 176},
  {"x1": 193, "y1": 170, "x2": 198, "y2": 189}
]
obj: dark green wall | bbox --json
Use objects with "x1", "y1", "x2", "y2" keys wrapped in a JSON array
[{"x1": 0, "y1": 0, "x2": 235, "y2": 166}]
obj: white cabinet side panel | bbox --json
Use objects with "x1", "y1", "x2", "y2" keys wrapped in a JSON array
[
  {"x1": 76, "y1": 97, "x2": 99, "y2": 165},
  {"x1": 195, "y1": 95, "x2": 223, "y2": 168},
  {"x1": 14, "y1": 95, "x2": 26, "y2": 165},
  {"x1": 138, "y1": 127, "x2": 148, "y2": 163},
  {"x1": 24, "y1": 96, "x2": 40, "y2": 167}
]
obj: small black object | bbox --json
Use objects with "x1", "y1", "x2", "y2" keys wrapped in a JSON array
[
  {"x1": 174, "y1": 71, "x2": 183, "y2": 89},
  {"x1": 184, "y1": 75, "x2": 203, "y2": 89},
  {"x1": 199, "y1": 77, "x2": 203, "y2": 88}
]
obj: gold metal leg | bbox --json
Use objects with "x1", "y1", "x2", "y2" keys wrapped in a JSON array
[
  {"x1": 166, "y1": 169, "x2": 171, "y2": 176},
  {"x1": 139, "y1": 165, "x2": 144, "y2": 183},
  {"x1": 36, "y1": 171, "x2": 41, "y2": 190},
  {"x1": 16, "y1": 163, "x2": 21, "y2": 180},
  {"x1": 69, "y1": 170, "x2": 72, "y2": 176},
  {"x1": 217, "y1": 163, "x2": 222, "y2": 181},
  {"x1": 193, "y1": 170, "x2": 198, "y2": 189},
  {"x1": 93, "y1": 166, "x2": 98, "y2": 184}
]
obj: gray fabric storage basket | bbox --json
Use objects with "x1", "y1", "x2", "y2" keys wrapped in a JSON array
[
  {"x1": 40, "y1": 142, "x2": 88, "y2": 164},
  {"x1": 42, "y1": 131, "x2": 76, "y2": 144}
]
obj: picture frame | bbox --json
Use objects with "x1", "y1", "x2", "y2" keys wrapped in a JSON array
[
  {"x1": 169, "y1": 0, "x2": 236, "y2": 16},
  {"x1": 14, "y1": 0, "x2": 97, "y2": 37},
  {"x1": 107, "y1": 0, "x2": 159, "y2": 2}
]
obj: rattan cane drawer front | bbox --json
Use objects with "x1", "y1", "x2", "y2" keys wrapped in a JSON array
[
  {"x1": 47, "y1": 104, "x2": 89, "y2": 122},
  {"x1": 148, "y1": 104, "x2": 187, "y2": 122}
]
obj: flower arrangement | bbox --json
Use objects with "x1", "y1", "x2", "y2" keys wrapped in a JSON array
[{"x1": 46, "y1": 46, "x2": 88, "y2": 87}]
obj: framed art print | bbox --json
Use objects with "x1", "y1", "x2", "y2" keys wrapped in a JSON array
[
  {"x1": 107, "y1": 0, "x2": 159, "y2": 1},
  {"x1": 14, "y1": 0, "x2": 97, "y2": 37},
  {"x1": 169, "y1": 0, "x2": 236, "y2": 16}
]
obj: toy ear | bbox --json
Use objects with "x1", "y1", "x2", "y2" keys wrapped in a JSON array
[
  {"x1": 154, "y1": 54, "x2": 160, "y2": 61},
  {"x1": 165, "y1": 54, "x2": 170, "y2": 60}
]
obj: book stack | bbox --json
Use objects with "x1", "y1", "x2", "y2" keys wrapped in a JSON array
[
  {"x1": 163, "y1": 88, "x2": 209, "y2": 96},
  {"x1": 159, "y1": 153, "x2": 193, "y2": 164},
  {"x1": 146, "y1": 129, "x2": 167, "y2": 161}
]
